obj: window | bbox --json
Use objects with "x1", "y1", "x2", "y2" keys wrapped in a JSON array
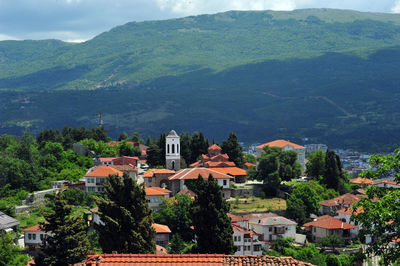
[
  {"x1": 238, "y1": 236, "x2": 241, "y2": 242},
  {"x1": 223, "y1": 180, "x2": 227, "y2": 186},
  {"x1": 269, "y1": 227, "x2": 272, "y2": 232},
  {"x1": 88, "y1": 178, "x2": 95, "y2": 183},
  {"x1": 313, "y1": 227, "x2": 316, "y2": 233},
  {"x1": 167, "y1": 144, "x2": 170, "y2": 154},
  {"x1": 28, "y1": 234, "x2": 32, "y2": 240},
  {"x1": 88, "y1": 187, "x2": 96, "y2": 192},
  {"x1": 254, "y1": 245, "x2": 261, "y2": 251},
  {"x1": 32, "y1": 234, "x2": 36, "y2": 240},
  {"x1": 40, "y1": 234, "x2": 44, "y2": 241},
  {"x1": 234, "y1": 236, "x2": 237, "y2": 241},
  {"x1": 148, "y1": 177, "x2": 152, "y2": 183},
  {"x1": 237, "y1": 246, "x2": 241, "y2": 251},
  {"x1": 172, "y1": 144, "x2": 175, "y2": 153}
]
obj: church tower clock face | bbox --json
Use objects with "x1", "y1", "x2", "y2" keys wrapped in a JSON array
[{"x1": 166, "y1": 130, "x2": 180, "y2": 171}]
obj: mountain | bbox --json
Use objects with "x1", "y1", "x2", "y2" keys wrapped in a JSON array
[{"x1": 1, "y1": 9, "x2": 400, "y2": 151}]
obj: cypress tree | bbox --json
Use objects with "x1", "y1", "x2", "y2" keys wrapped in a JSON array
[
  {"x1": 323, "y1": 150, "x2": 344, "y2": 191},
  {"x1": 221, "y1": 132, "x2": 244, "y2": 167},
  {"x1": 96, "y1": 173, "x2": 156, "y2": 253},
  {"x1": 36, "y1": 192, "x2": 89, "y2": 266},
  {"x1": 191, "y1": 175, "x2": 235, "y2": 254}
]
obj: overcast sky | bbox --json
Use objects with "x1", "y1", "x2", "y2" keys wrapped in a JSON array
[{"x1": 0, "y1": 0, "x2": 400, "y2": 42}]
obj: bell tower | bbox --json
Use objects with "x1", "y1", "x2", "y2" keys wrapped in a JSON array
[{"x1": 166, "y1": 130, "x2": 180, "y2": 171}]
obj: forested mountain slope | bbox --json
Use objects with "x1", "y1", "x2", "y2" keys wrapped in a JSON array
[{"x1": 1, "y1": 9, "x2": 400, "y2": 151}]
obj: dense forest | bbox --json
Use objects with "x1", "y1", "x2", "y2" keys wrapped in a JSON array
[{"x1": 1, "y1": 9, "x2": 400, "y2": 151}]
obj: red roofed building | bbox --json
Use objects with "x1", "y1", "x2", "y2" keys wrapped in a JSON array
[
  {"x1": 145, "y1": 187, "x2": 171, "y2": 210},
  {"x1": 212, "y1": 167, "x2": 248, "y2": 183},
  {"x1": 85, "y1": 254, "x2": 315, "y2": 265},
  {"x1": 23, "y1": 224, "x2": 51, "y2": 256},
  {"x1": 168, "y1": 168, "x2": 234, "y2": 199},
  {"x1": 349, "y1": 177, "x2": 374, "y2": 186},
  {"x1": 232, "y1": 224, "x2": 263, "y2": 255},
  {"x1": 319, "y1": 193, "x2": 363, "y2": 215},
  {"x1": 304, "y1": 215, "x2": 358, "y2": 242},
  {"x1": 190, "y1": 144, "x2": 237, "y2": 169},
  {"x1": 152, "y1": 223, "x2": 171, "y2": 247},
  {"x1": 84, "y1": 166, "x2": 123, "y2": 193},
  {"x1": 143, "y1": 169, "x2": 176, "y2": 189},
  {"x1": 371, "y1": 179, "x2": 400, "y2": 188},
  {"x1": 256, "y1": 139, "x2": 305, "y2": 169}
]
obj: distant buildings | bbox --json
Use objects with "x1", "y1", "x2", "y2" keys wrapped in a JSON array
[
  {"x1": 303, "y1": 215, "x2": 357, "y2": 242},
  {"x1": 305, "y1": 144, "x2": 328, "y2": 154}
]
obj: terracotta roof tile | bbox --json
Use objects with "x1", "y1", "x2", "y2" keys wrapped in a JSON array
[
  {"x1": 169, "y1": 168, "x2": 234, "y2": 180},
  {"x1": 143, "y1": 169, "x2": 176, "y2": 178},
  {"x1": 336, "y1": 207, "x2": 364, "y2": 216},
  {"x1": 152, "y1": 223, "x2": 171, "y2": 234},
  {"x1": 85, "y1": 254, "x2": 314, "y2": 265},
  {"x1": 304, "y1": 216, "x2": 357, "y2": 230},
  {"x1": 349, "y1": 177, "x2": 374, "y2": 185},
  {"x1": 208, "y1": 144, "x2": 222, "y2": 150},
  {"x1": 205, "y1": 161, "x2": 236, "y2": 168},
  {"x1": 319, "y1": 193, "x2": 362, "y2": 207},
  {"x1": 244, "y1": 162, "x2": 256, "y2": 168},
  {"x1": 85, "y1": 166, "x2": 123, "y2": 177},
  {"x1": 257, "y1": 139, "x2": 304, "y2": 149},
  {"x1": 23, "y1": 224, "x2": 44, "y2": 232},
  {"x1": 211, "y1": 167, "x2": 247, "y2": 176},
  {"x1": 145, "y1": 187, "x2": 171, "y2": 196}
]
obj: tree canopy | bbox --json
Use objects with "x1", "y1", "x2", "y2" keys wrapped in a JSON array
[
  {"x1": 36, "y1": 192, "x2": 89, "y2": 265},
  {"x1": 95, "y1": 173, "x2": 156, "y2": 253},
  {"x1": 306, "y1": 149, "x2": 325, "y2": 179},
  {"x1": 0, "y1": 232, "x2": 30, "y2": 266},
  {"x1": 352, "y1": 148, "x2": 400, "y2": 265},
  {"x1": 190, "y1": 175, "x2": 235, "y2": 254},
  {"x1": 286, "y1": 183, "x2": 320, "y2": 224},
  {"x1": 221, "y1": 132, "x2": 244, "y2": 167}
]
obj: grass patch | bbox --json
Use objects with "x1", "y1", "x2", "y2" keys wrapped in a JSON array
[
  {"x1": 16, "y1": 209, "x2": 45, "y2": 229},
  {"x1": 231, "y1": 196, "x2": 286, "y2": 213}
]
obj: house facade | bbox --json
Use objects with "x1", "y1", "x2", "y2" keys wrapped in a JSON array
[
  {"x1": 233, "y1": 224, "x2": 263, "y2": 256},
  {"x1": 145, "y1": 187, "x2": 171, "y2": 210},
  {"x1": 319, "y1": 193, "x2": 362, "y2": 215},
  {"x1": 142, "y1": 169, "x2": 176, "y2": 188},
  {"x1": 248, "y1": 213, "x2": 297, "y2": 242},
  {"x1": 23, "y1": 224, "x2": 52, "y2": 256},
  {"x1": 83, "y1": 165, "x2": 123, "y2": 193}
]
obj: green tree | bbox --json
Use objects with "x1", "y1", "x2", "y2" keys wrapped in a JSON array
[
  {"x1": 131, "y1": 132, "x2": 144, "y2": 143},
  {"x1": 221, "y1": 132, "x2": 244, "y2": 167},
  {"x1": 96, "y1": 173, "x2": 156, "y2": 253},
  {"x1": 352, "y1": 148, "x2": 400, "y2": 265},
  {"x1": 323, "y1": 150, "x2": 348, "y2": 193},
  {"x1": 36, "y1": 192, "x2": 89, "y2": 266},
  {"x1": 153, "y1": 194, "x2": 194, "y2": 242},
  {"x1": 190, "y1": 175, "x2": 235, "y2": 254},
  {"x1": 118, "y1": 141, "x2": 134, "y2": 156},
  {"x1": 168, "y1": 234, "x2": 186, "y2": 254},
  {"x1": 0, "y1": 232, "x2": 30, "y2": 266},
  {"x1": 286, "y1": 184, "x2": 320, "y2": 224},
  {"x1": 255, "y1": 146, "x2": 301, "y2": 195},
  {"x1": 245, "y1": 154, "x2": 257, "y2": 165},
  {"x1": 306, "y1": 149, "x2": 326, "y2": 179},
  {"x1": 146, "y1": 143, "x2": 164, "y2": 167},
  {"x1": 320, "y1": 234, "x2": 343, "y2": 252},
  {"x1": 118, "y1": 132, "x2": 129, "y2": 141}
]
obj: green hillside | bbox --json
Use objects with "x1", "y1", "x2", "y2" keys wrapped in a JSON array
[{"x1": 1, "y1": 9, "x2": 400, "y2": 151}]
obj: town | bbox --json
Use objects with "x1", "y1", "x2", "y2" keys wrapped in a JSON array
[{"x1": 0, "y1": 127, "x2": 398, "y2": 265}]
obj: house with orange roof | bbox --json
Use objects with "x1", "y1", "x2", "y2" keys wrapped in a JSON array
[
  {"x1": 371, "y1": 179, "x2": 400, "y2": 189},
  {"x1": 211, "y1": 167, "x2": 248, "y2": 183},
  {"x1": 248, "y1": 213, "x2": 297, "y2": 242},
  {"x1": 153, "y1": 223, "x2": 172, "y2": 247},
  {"x1": 256, "y1": 139, "x2": 305, "y2": 169},
  {"x1": 85, "y1": 253, "x2": 315, "y2": 265},
  {"x1": 319, "y1": 193, "x2": 363, "y2": 215},
  {"x1": 304, "y1": 215, "x2": 358, "y2": 242},
  {"x1": 168, "y1": 167, "x2": 234, "y2": 199},
  {"x1": 83, "y1": 165, "x2": 123, "y2": 193},
  {"x1": 349, "y1": 177, "x2": 374, "y2": 186},
  {"x1": 232, "y1": 224, "x2": 263, "y2": 256},
  {"x1": 23, "y1": 224, "x2": 52, "y2": 255},
  {"x1": 145, "y1": 187, "x2": 171, "y2": 210},
  {"x1": 142, "y1": 169, "x2": 176, "y2": 188}
]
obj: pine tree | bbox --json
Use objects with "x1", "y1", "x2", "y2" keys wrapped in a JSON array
[
  {"x1": 96, "y1": 173, "x2": 156, "y2": 253},
  {"x1": 36, "y1": 192, "x2": 89, "y2": 266},
  {"x1": 221, "y1": 132, "x2": 244, "y2": 167},
  {"x1": 191, "y1": 175, "x2": 235, "y2": 254},
  {"x1": 323, "y1": 150, "x2": 344, "y2": 191}
]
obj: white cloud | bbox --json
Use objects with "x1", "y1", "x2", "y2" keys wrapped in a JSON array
[
  {"x1": 0, "y1": 33, "x2": 19, "y2": 41},
  {"x1": 155, "y1": 0, "x2": 300, "y2": 15},
  {"x1": 391, "y1": 0, "x2": 400, "y2": 12}
]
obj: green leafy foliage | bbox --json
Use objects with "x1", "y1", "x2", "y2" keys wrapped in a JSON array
[
  {"x1": 153, "y1": 194, "x2": 194, "y2": 242},
  {"x1": 0, "y1": 232, "x2": 30, "y2": 266},
  {"x1": 221, "y1": 132, "x2": 244, "y2": 167},
  {"x1": 306, "y1": 149, "x2": 326, "y2": 179},
  {"x1": 322, "y1": 150, "x2": 349, "y2": 194},
  {"x1": 352, "y1": 148, "x2": 400, "y2": 265},
  {"x1": 95, "y1": 173, "x2": 156, "y2": 253},
  {"x1": 36, "y1": 192, "x2": 89, "y2": 266},
  {"x1": 190, "y1": 175, "x2": 235, "y2": 254},
  {"x1": 286, "y1": 183, "x2": 320, "y2": 224}
]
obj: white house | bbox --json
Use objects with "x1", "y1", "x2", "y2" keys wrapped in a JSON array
[
  {"x1": 83, "y1": 165, "x2": 123, "y2": 193},
  {"x1": 168, "y1": 167, "x2": 234, "y2": 199},
  {"x1": 248, "y1": 213, "x2": 297, "y2": 242},
  {"x1": 23, "y1": 224, "x2": 52, "y2": 255},
  {"x1": 144, "y1": 187, "x2": 171, "y2": 210},
  {"x1": 233, "y1": 224, "x2": 263, "y2": 255},
  {"x1": 256, "y1": 139, "x2": 305, "y2": 169}
]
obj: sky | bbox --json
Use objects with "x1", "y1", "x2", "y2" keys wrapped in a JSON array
[{"x1": 0, "y1": 0, "x2": 400, "y2": 42}]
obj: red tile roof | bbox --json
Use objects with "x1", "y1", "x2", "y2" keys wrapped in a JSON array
[
  {"x1": 227, "y1": 213, "x2": 247, "y2": 223},
  {"x1": 336, "y1": 207, "x2": 364, "y2": 216},
  {"x1": 85, "y1": 166, "x2": 123, "y2": 177},
  {"x1": 152, "y1": 223, "x2": 171, "y2": 234},
  {"x1": 110, "y1": 165, "x2": 137, "y2": 172},
  {"x1": 304, "y1": 216, "x2": 357, "y2": 230},
  {"x1": 177, "y1": 188, "x2": 197, "y2": 198},
  {"x1": 189, "y1": 160, "x2": 201, "y2": 168},
  {"x1": 205, "y1": 161, "x2": 236, "y2": 168},
  {"x1": 156, "y1": 245, "x2": 168, "y2": 255},
  {"x1": 257, "y1": 139, "x2": 304, "y2": 149},
  {"x1": 319, "y1": 193, "x2": 362, "y2": 207},
  {"x1": 372, "y1": 179, "x2": 400, "y2": 186},
  {"x1": 145, "y1": 187, "x2": 171, "y2": 196},
  {"x1": 244, "y1": 162, "x2": 256, "y2": 168},
  {"x1": 23, "y1": 224, "x2": 44, "y2": 232},
  {"x1": 85, "y1": 254, "x2": 315, "y2": 265},
  {"x1": 208, "y1": 144, "x2": 222, "y2": 150},
  {"x1": 143, "y1": 169, "x2": 175, "y2": 178},
  {"x1": 349, "y1": 177, "x2": 374, "y2": 185},
  {"x1": 100, "y1": 157, "x2": 117, "y2": 162},
  {"x1": 169, "y1": 168, "x2": 234, "y2": 180},
  {"x1": 211, "y1": 167, "x2": 247, "y2": 176}
]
